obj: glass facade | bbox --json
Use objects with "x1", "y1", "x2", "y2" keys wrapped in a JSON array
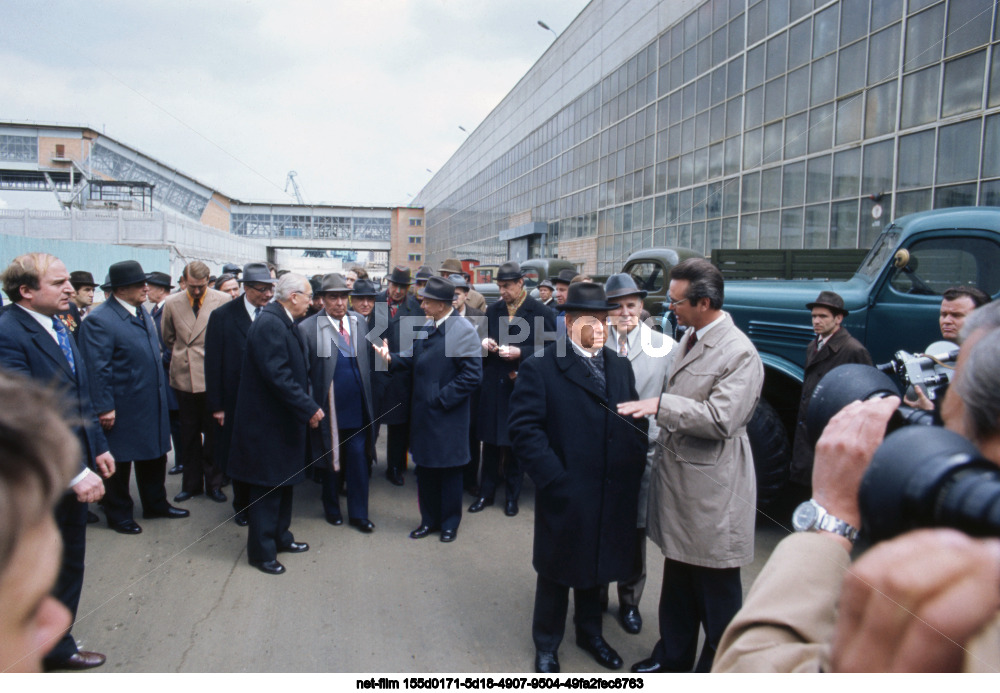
[
  {"x1": 0, "y1": 134, "x2": 38, "y2": 162},
  {"x1": 230, "y1": 207, "x2": 391, "y2": 241},
  {"x1": 417, "y1": 0, "x2": 1000, "y2": 276}
]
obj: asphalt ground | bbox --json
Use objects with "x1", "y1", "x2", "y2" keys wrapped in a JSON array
[{"x1": 69, "y1": 433, "x2": 788, "y2": 674}]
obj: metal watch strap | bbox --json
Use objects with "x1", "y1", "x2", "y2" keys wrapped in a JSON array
[{"x1": 815, "y1": 505, "x2": 860, "y2": 544}]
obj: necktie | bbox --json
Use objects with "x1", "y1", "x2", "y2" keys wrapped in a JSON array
[
  {"x1": 390, "y1": 301, "x2": 399, "y2": 319},
  {"x1": 618, "y1": 331, "x2": 629, "y2": 357},
  {"x1": 254, "y1": 306, "x2": 261, "y2": 320},
  {"x1": 339, "y1": 318, "x2": 353, "y2": 356},
  {"x1": 52, "y1": 317, "x2": 76, "y2": 375},
  {"x1": 816, "y1": 337, "x2": 825, "y2": 351},
  {"x1": 684, "y1": 330, "x2": 698, "y2": 356},
  {"x1": 136, "y1": 306, "x2": 146, "y2": 327}
]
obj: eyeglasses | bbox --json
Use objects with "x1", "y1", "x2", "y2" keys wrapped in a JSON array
[
  {"x1": 246, "y1": 284, "x2": 274, "y2": 294},
  {"x1": 667, "y1": 296, "x2": 690, "y2": 308}
]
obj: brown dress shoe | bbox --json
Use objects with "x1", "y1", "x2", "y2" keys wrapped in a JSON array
[{"x1": 44, "y1": 650, "x2": 106, "y2": 671}]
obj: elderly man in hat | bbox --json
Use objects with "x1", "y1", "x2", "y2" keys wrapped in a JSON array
[
  {"x1": 537, "y1": 279, "x2": 556, "y2": 307},
  {"x1": 472, "y1": 260, "x2": 556, "y2": 517},
  {"x1": 350, "y1": 277, "x2": 378, "y2": 324},
  {"x1": 440, "y1": 257, "x2": 486, "y2": 311},
  {"x1": 205, "y1": 262, "x2": 276, "y2": 526},
  {"x1": 79, "y1": 260, "x2": 189, "y2": 534},
  {"x1": 509, "y1": 282, "x2": 648, "y2": 673},
  {"x1": 375, "y1": 266, "x2": 424, "y2": 486},
  {"x1": 789, "y1": 291, "x2": 872, "y2": 500},
  {"x1": 69, "y1": 270, "x2": 98, "y2": 318},
  {"x1": 377, "y1": 277, "x2": 482, "y2": 542},
  {"x1": 603, "y1": 273, "x2": 677, "y2": 635},
  {"x1": 552, "y1": 268, "x2": 578, "y2": 309},
  {"x1": 146, "y1": 271, "x2": 185, "y2": 476},
  {"x1": 299, "y1": 273, "x2": 377, "y2": 532}
]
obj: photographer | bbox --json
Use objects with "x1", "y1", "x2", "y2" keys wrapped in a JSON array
[{"x1": 714, "y1": 301, "x2": 1000, "y2": 673}]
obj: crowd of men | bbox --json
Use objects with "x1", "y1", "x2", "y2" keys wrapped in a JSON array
[{"x1": 2, "y1": 248, "x2": 999, "y2": 675}]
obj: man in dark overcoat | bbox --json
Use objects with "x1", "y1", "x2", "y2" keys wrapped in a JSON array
[
  {"x1": 509, "y1": 282, "x2": 648, "y2": 674},
  {"x1": 227, "y1": 273, "x2": 323, "y2": 575},
  {"x1": 472, "y1": 261, "x2": 556, "y2": 517},
  {"x1": 450, "y1": 274, "x2": 487, "y2": 494},
  {"x1": 380, "y1": 277, "x2": 482, "y2": 542},
  {"x1": 204, "y1": 262, "x2": 275, "y2": 526},
  {"x1": 374, "y1": 265, "x2": 424, "y2": 486},
  {"x1": 147, "y1": 271, "x2": 184, "y2": 476},
  {"x1": 299, "y1": 273, "x2": 377, "y2": 531},
  {"x1": 0, "y1": 252, "x2": 115, "y2": 671},
  {"x1": 78, "y1": 260, "x2": 188, "y2": 534}
]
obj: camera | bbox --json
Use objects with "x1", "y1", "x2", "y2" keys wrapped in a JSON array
[{"x1": 876, "y1": 340, "x2": 959, "y2": 402}]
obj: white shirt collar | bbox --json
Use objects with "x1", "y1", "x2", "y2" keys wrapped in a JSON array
[
  {"x1": 569, "y1": 337, "x2": 600, "y2": 359},
  {"x1": 16, "y1": 303, "x2": 59, "y2": 341},
  {"x1": 326, "y1": 312, "x2": 351, "y2": 336},
  {"x1": 114, "y1": 294, "x2": 138, "y2": 317},
  {"x1": 695, "y1": 312, "x2": 726, "y2": 340},
  {"x1": 434, "y1": 308, "x2": 454, "y2": 328},
  {"x1": 244, "y1": 296, "x2": 260, "y2": 321}
]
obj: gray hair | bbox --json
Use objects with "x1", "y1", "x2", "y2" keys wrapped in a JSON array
[
  {"x1": 961, "y1": 300, "x2": 1000, "y2": 341},
  {"x1": 956, "y1": 326, "x2": 1000, "y2": 441},
  {"x1": 274, "y1": 273, "x2": 308, "y2": 302}
]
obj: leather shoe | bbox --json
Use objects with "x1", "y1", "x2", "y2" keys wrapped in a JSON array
[
  {"x1": 143, "y1": 505, "x2": 190, "y2": 519},
  {"x1": 86, "y1": 510, "x2": 100, "y2": 524},
  {"x1": 468, "y1": 497, "x2": 493, "y2": 513},
  {"x1": 409, "y1": 524, "x2": 437, "y2": 539},
  {"x1": 440, "y1": 528, "x2": 457, "y2": 543},
  {"x1": 249, "y1": 559, "x2": 285, "y2": 575},
  {"x1": 630, "y1": 657, "x2": 664, "y2": 673},
  {"x1": 168, "y1": 464, "x2": 184, "y2": 475},
  {"x1": 173, "y1": 490, "x2": 202, "y2": 502},
  {"x1": 385, "y1": 468, "x2": 404, "y2": 486},
  {"x1": 44, "y1": 650, "x2": 106, "y2": 671},
  {"x1": 234, "y1": 511, "x2": 249, "y2": 527},
  {"x1": 277, "y1": 541, "x2": 309, "y2": 553},
  {"x1": 206, "y1": 488, "x2": 227, "y2": 503},
  {"x1": 534, "y1": 650, "x2": 560, "y2": 674},
  {"x1": 505, "y1": 499, "x2": 519, "y2": 517},
  {"x1": 619, "y1": 605, "x2": 642, "y2": 634},
  {"x1": 349, "y1": 518, "x2": 375, "y2": 533},
  {"x1": 576, "y1": 633, "x2": 623, "y2": 670},
  {"x1": 325, "y1": 514, "x2": 344, "y2": 526},
  {"x1": 110, "y1": 520, "x2": 142, "y2": 534}
]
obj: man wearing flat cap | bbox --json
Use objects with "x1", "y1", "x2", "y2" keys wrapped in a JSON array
[
  {"x1": 789, "y1": 291, "x2": 872, "y2": 499},
  {"x1": 472, "y1": 260, "x2": 556, "y2": 517},
  {"x1": 440, "y1": 257, "x2": 486, "y2": 311},
  {"x1": 509, "y1": 282, "x2": 648, "y2": 673}
]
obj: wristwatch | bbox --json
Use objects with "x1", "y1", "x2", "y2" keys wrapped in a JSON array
[{"x1": 792, "y1": 499, "x2": 859, "y2": 545}]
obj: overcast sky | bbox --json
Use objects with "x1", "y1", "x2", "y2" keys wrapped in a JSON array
[{"x1": 1, "y1": 0, "x2": 589, "y2": 208}]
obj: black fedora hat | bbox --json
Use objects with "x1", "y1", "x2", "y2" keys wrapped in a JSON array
[
  {"x1": 106, "y1": 260, "x2": 150, "y2": 289},
  {"x1": 561, "y1": 282, "x2": 619, "y2": 312},
  {"x1": 100, "y1": 273, "x2": 112, "y2": 292},
  {"x1": 806, "y1": 290, "x2": 848, "y2": 316},
  {"x1": 415, "y1": 265, "x2": 434, "y2": 281},
  {"x1": 240, "y1": 262, "x2": 276, "y2": 284},
  {"x1": 418, "y1": 276, "x2": 456, "y2": 303},
  {"x1": 146, "y1": 271, "x2": 174, "y2": 289},
  {"x1": 496, "y1": 261, "x2": 524, "y2": 282},
  {"x1": 604, "y1": 273, "x2": 648, "y2": 299},
  {"x1": 351, "y1": 278, "x2": 378, "y2": 297},
  {"x1": 386, "y1": 266, "x2": 413, "y2": 286},
  {"x1": 317, "y1": 273, "x2": 351, "y2": 294},
  {"x1": 222, "y1": 262, "x2": 242, "y2": 276},
  {"x1": 69, "y1": 270, "x2": 97, "y2": 289},
  {"x1": 552, "y1": 268, "x2": 578, "y2": 285},
  {"x1": 447, "y1": 274, "x2": 470, "y2": 291}
]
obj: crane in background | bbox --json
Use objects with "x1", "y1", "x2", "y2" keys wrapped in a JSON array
[{"x1": 285, "y1": 170, "x2": 306, "y2": 204}]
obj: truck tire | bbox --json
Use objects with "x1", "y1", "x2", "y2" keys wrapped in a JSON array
[{"x1": 747, "y1": 400, "x2": 791, "y2": 508}]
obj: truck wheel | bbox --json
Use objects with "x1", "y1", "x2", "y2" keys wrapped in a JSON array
[{"x1": 747, "y1": 400, "x2": 791, "y2": 508}]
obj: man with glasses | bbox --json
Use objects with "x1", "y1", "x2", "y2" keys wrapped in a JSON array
[{"x1": 205, "y1": 262, "x2": 276, "y2": 526}]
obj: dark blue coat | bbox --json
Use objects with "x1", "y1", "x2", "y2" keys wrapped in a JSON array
[
  {"x1": 0, "y1": 304, "x2": 108, "y2": 474},
  {"x1": 204, "y1": 296, "x2": 253, "y2": 472},
  {"x1": 150, "y1": 302, "x2": 179, "y2": 412},
  {"x1": 371, "y1": 292, "x2": 423, "y2": 426},
  {"x1": 228, "y1": 302, "x2": 316, "y2": 487},
  {"x1": 78, "y1": 298, "x2": 171, "y2": 461},
  {"x1": 508, "y1": 339, "x2": 648, "y2": 588}
]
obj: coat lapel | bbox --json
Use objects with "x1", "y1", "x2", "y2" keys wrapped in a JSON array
[
  {"x1": 13, "y1": 307, "x2": 76, "y2": 379},
  {"x1": 556, "y1": 339, "x2": 608, "y2": 402}
]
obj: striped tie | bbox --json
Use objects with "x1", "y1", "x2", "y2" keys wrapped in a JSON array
[{"x1": 52, "y1": 317, "x2": 76, "y2": 375}]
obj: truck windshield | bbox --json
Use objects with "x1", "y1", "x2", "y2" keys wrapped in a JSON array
[{"x1": 857, "y1": 229, "x2": 901, "y2": 282}]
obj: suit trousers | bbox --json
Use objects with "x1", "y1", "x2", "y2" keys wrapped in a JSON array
[
  {"x1": 385, "y1": 422, "x2": 409, "y2": 474},
  {"x1": 246, "y1": 483, "x2": 295, "y2": 563},
  {"x1": 44, "y1": 491, "x2": 88, "y2": 663},
  {"x1": 532, "y1": 574, "x2": 603, "y2": 652},
  {"x1": 175, "y1": 390, "x2": 223, "y2": 494},
  {"x1": 651, "y1": 557, "x2": 743, "y2": 672},
  {"x1": 478, "y1": 443, "x2": 522, "y2": 502},
  {"x1": 104, "y1": 455, "x2": 169, "y2": 525},
  {"x1": 169, "y1": 408, "x2": 183, "y2": 469},
  {"x1": 415, "y1": 466, "x2": 463, "y2": 531},
  {"x1": 320, "y1": 428, "x2": 369, "y2": 521}
]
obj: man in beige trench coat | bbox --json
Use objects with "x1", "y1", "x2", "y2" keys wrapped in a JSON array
[{"x1": 619, "y1": 257, "x2": 763, "y2": 673}]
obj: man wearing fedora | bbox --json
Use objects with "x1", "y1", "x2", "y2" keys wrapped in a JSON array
[
  {"x1": 603, "y1": 273, "x2": 677, "y2": 636},
  {"x1": 78, "y1": 260, "x2": 189, "y2": 535},
  {"x1": 789, "y1": 291, "x2": 872, "y2": 500},
  {"x1": 146, "y1": 271, "x2": 185, "y2": 477},
  {"x1": 375, "y1": 266, "x2": 424, "y2": 486},
  {"x1": 509, "y1": 282, "x2": 648, "y2": 673},
  {"x1": 439, "y1": 257, "x2": 486, "y2": 311},
  {"x1": 70, "y1": 270, "x2": 98, "y2": 319},
  {"x1": 205, "y1": 262, "x2": 276, "y2": 526},
  {"x1": 537, "y1": 279, "x2": 556, "y2": 307},
  {"x1": 552, "y1": 268, "x2": 578, "y2": 310},
  {"x1": 472, "y1": 260, "x2": 556, "y2": 517},
  {"x1": 162, "y1": 261, "x2": 230, "y2": 505},
  {"x1": 299, "y1": 273, "x2": 377, "y2": 533}
]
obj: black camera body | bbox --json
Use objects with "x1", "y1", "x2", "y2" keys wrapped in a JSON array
[{"x1": 876, "y1": 340, "x2": 959, "y2": 402}]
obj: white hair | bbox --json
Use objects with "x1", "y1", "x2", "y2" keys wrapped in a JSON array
[{"x1": 274, "y1": 273, "x2": 307, "y2": 302}]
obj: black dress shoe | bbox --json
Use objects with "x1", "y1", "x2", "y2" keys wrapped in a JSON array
[
  {"x1": 619, "y1": 605, "x2": 642, "y2": 634},
  {"x1": 234, "y1": 511, "x2": 249, "y2": 527},
  {"x1": 440, "y1": 528, "x2": 457, "y2": 543},
  {"x1": 206, "y1": 488, "x2": 227, "y2": 503},
  {"x1": 143, "y1": 505, "x2": 190, "y2": 519},
  {"x1": 173, "y1": 490, "x2": 202, "y2": 502},
  {"x1": 349, "y1": 518, "x2": 375, "y2": 533},
  {"x1": 168, "y1": 464, "x2": 184, "y2": 475},
  {"x1": 630, "y1": 657, "x2": 664, "y2": 673},
  {"x1": 86, "y1": 510, "x2": 100, "y2": 524},
  {"x1": 44, "y1": 650, "x2": 107, "y2": 671},
  {"x1": 468, "y1": 497, "x2": 493, "y2": 513},
  {"x1": 534, "y1": 650, "x2": 560, "y2": 674},
  {"x1": 575, "y1": 634, "x2": 623, "y2": 670},
  {"x1": 110, "y1": 520, "x2": 142, "y2": 535},
  {"x1": 249, "y1": 559, "x2": 285, "y2": 575},
  {"x1": 325, "y1": 514, "x2": 344, "y2": 526},
  {"x1": 385, "y1": 468, "x2": 405, "y2": 486},
  {"x1": 409, "y1": 524, "x2": 437, "y2": 539},
  {"x1": 504, "y1": 499, "x2": 519, "y2": 517},
  {"x1": 278, "y1": 541, "x2": 309, "y2": 553}
]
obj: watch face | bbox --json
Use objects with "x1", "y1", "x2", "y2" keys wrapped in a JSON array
[{"x1": 792, "y1": 501, "x2": 818, "y2": 531}]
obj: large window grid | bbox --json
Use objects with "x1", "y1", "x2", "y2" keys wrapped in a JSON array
[{"x1": 0, "y1": 135, "x2": 37, "y2": 162}]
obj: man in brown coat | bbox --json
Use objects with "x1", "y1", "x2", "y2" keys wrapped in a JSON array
[{"x1": 161, "y1": 261, "x2": 230, "y2": 504}]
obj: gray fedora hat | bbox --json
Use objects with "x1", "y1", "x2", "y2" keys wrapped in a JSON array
[
  {"x1": 538, "y1": 279, "x2": 555, "y2": 290},
  {"x1": 447, "y1": 274, "x2": 470, "y2": 292},
  {"x1": 317, "y1": 273, "x2": 351, "y2": 294},
  {"x1": 106, "y1": 260, "x2": 150, "y2": 288},
  {"x1": 604, "y1": 273, "x2": 648, "y2": 299},
  {"x1": 351, "y1": 278, "x2": 378, "y2": 297},
  {"x1": 418, "y1": 276, "x2": 456, "y2": 302},
  {"x1": 561, "y1": 282, "x2": 618, "y2": 312},
  {"x1": 496, "y1": 261, "x2": 524, "y2": 282},
  {"x1": 239, "y1": 262, "x2": 276, "y2": 284},
  {"x1": 386, "y1": 266, "x2": 414, "y2": 286}
]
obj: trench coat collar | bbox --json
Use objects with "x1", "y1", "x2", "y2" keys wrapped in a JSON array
[
  {"x1": 555, "y1": 337, "x2": 609, "y2": 403},
  {"x1": 674, "y1": 311, "x2": 735, "y2": 371}
]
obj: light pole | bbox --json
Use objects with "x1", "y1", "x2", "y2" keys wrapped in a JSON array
[{"x1": 537, "y1": 20, "x2": 557, "y2": 39}]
